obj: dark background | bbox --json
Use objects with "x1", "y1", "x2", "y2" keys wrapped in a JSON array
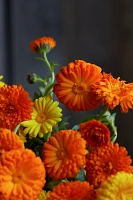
[{"x1": 1, "y1": 0, "x2": 133, "y2": 157}]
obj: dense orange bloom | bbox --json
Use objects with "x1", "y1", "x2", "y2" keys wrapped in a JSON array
[
  {"x1": 0, "y1": 85, "x2": 33, "y2": 130},
  {"x1": 0, "y1": 149, "x2": 46, "y2": 200},
  {"x1": 85, "y1": 142, "x2": 132, "y2": 188},
  {"x1": 79, "y1": 120, "x2": 110, "y2": 148},
  {"x1": 30, "y1": 36, "x2": 56, "y2": 53},
  {"x1": 42, "y1": 129, "x2": 88, "y2": 180},
  {"x1": 53, "y1": 60, "x2": 102, "y2": 111},
  {"x1": 47, "y1": 181, "x2": 94, "y2": 200},
  {"x1": 92, "y1": 73, "x2": 125, "y2": 110},
  {"x1": 119, "y1": 82, "x2": 133, "y2": 112},
  {"x1": 0, "y1": 128, "x2": 24, "y2": 154}
]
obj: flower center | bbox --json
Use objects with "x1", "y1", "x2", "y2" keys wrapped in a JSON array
[
  {"x1": 12, "y1": 174, "x2": 23, "y2": 184},
  {"x1": 36, "y1": 113, "x2": 46, "y2": 123},
  {"x1": 6, "y1": 104, "x2": 16, "y2": 113},
  {"x1": 90, "y1": 128, "x2": 104, "y2": 141},
  {"x1": 72, "y1": 82, "x2": 88, "y2": 95},
  {"x1": 56, "y1": 148, "x2": 66, "y2": 160}
]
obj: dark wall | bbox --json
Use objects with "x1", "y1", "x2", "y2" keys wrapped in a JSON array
[{"x1": 1, "y1": 0, "x2": 133, "y2": 156}]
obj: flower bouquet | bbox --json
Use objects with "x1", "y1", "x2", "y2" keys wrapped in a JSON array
[{"x1": 0, "y1": 36, "x2": 133, "y2": 200}]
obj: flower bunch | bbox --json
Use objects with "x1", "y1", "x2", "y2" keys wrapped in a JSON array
[{"x1": 0, "y1": 36, "x2": 133, "y2": 200}]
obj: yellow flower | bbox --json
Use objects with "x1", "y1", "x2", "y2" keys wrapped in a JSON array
[
  {"x1": 37, "y1": 190, "x2": 50, "y2": 200},
  {"x1": 21, "y1": 96, "x2": 62, "y2": 138},
  {"x1": 97, "y1": 172, "x2": 133, "y2": 200},
  {"x1": 0, "y1": 75, "x2": 5, "y2": 87}
]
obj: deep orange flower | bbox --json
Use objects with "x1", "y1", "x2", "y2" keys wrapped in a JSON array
[
  {"x1": 92, "y1": 73, "x2": 125, "y2": 110},
  {"x1": 30, "y1": 36, "x2": 56, "y2": 54},
  {"x1": 85, "y1": 142, "x2": 132, "y2": 188},
  {"x1": 0, "y1": 85, "x2": 33, "y2": 130},
  {"x1": 119, "y1": 82, "x2": 133, "y2": 112},
  {"x1": 53, "y1": 60, "x2": 102, "y2": 111},
  {"x1": 0, "y1": 149, "x2": 46, "y2": 200},
  {"x1": 47, "y1": 181, "x2": 94, "y2": 200},
  {"x1": 42, "y1": 129, "x2": 88, "y2": 180},
  {"x1": 0, "y1": 128, "x2": 24, "y2": 155},
  {"x1": 79, "y1": 120, "x2": 110, "y2": 148}
]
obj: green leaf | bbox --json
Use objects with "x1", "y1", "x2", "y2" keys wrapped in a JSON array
[
  {"x1": 38, "y1": 86, "x2": 46, "y2": 96},
  {"x1": 75, "y1": 167, "x2": 85, "y2": 181},
  {"x1": 58, "y1": 116, "x2": 70, "y2": 130},
  {"x1": 46, "y1": 180, "x2": 62, "y2": 190},
  {"x1": 34, "y1": 57, "x2": 45, "y2": 62},
  {"x1": 72, "y1": 124, "x2": 80, "y2": 130},
  {"x1": 80, "y1": 114, "x2": 99, "y2": 123},
  {"x1": 33, "y1": 92, "x2": 40, "y2": 101}
]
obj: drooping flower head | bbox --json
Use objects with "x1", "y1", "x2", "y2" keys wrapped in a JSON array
[
  {"x1": 92, "y1": 73, "x2": 125, "y2": 110},
  {"x1": 0, "y1": 85, "x2": 33, "y2": 130},
  {"x1": 97, "y1": 172, "x2": 133, "y2": 200},
  {"x1": 0, "y1": 75, "x2": 5, "y2": 87},
  {"x1": 85, "y1": 142, "x2": 132, "y2": 187},
  {"x1": 79, "y1": 119, "x2": 110, "y2": 148},
  {"x1": 21, "y1": 96, "x2": 62, "y2": 138},
  {"x1": 0, "y1": 149, "x2": 46, "y2": 200},
  {"x1": 37, "y1": 190, "x2": 50, "y2": 200},
  {"x1": 47, "y1": 181, "x2": 94, "y2": 200},
  {"x1": 30, "y1": 36, "x2": 56, "y2": 54},
  {"x1": 119, "y1": 82, "x2": 133, "y2": 112},
  {"x1": 0, "y1": 128, "x2": 24, "y2": 155},
  {"x1": 42, "y1": 129, "x2": 88, "y2": 180},
  {"x1": 53, "y1": 60, "x2": 102, "y2": 111}
]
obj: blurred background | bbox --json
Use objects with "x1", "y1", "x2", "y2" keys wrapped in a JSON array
[{"x1": 0, "y1": 0, "x2": 133, "y2": 157}]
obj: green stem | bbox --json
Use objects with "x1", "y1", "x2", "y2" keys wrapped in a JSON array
[
  {"x1": 43, "y1": 52, "x2": 52, "y2": 72},
  {"x1": 98, "y1": 106, "x2": 109, "y2": 120},
  {"x1": 13, "y1": 124, "x2": 20, "y2": 134}
]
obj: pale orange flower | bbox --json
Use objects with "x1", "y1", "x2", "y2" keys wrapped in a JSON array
[
  {"x1": 47, "y1": 181, "x2": 94, "y2": 200},
  {"x1": 79, "y1": 120, "x2": 110, "y2": 148},
  {"x1": 0, "y1": 85, "x2": 33, "y2": 130},
  {"x1": 85, "y1": 143, "x2": 132, "y2": 188},
  {"x1": 30, "y1": 36, "x2": 56, "y2": 54},
  {"x1": 42, "y1": 129, "x2": 88, "y2": 180},
  {"x1": 53, "y1": 60, "x2": 102, "y2": 111},
  {"x1": 0, "y1": 128, "x2": 24, "y2": 155},
  {"x1": 92, "y1": 73, "x2": 125, "y2": 110},
  {"x1": 0, "y1": 149, "x2": 46, "y2": 200},
  {"x1": 119, "y1": 82, "x2": 133, "y2": 112}
]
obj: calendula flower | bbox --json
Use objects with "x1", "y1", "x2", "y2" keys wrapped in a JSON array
[
  {"x1": 0, "y1": 149, "x2": 46, "y2": 200},
  {"x1": 43, "y1": 130, "x2": 88, "y2": 180},
  {"x1": 30, "y1": 36, "x2": 56, "y2": 54},
  {"x1": 0, "y1": 85, "x2": 33, "y2": 130},
  {"x1": 37, "y1": 190, "x2": 50, "y2": 200},
  {"x1": 0, "y1": 75, "x2": 5, "y2": 87},
  {"x1": 92, "y1": 73, "x2": 125, "y2": 110},
  {"x1": 21, "y1": 96, "x2": 62, "y2": 138},
  {"x1": 85, "y1": 142, "x2": 132, "y2": 187},
  {"x1": 97, "y1": 172, "x2": 133, "y2": 200},
  {"x1": 47, "y1": 181, "x2": 94, "y2": 200},
  {"x1": 79, "y1": 120, "x2": 110, "y2": 148},
  {"x1": 119, "y1": 82, "x2": 133, "y2": 112},
  {"x1": 0, "y1": 128, "x2": 24, "y2": 153},
  {"x1": 53, "y1": 60, "x2": 102, "y2": 111}
]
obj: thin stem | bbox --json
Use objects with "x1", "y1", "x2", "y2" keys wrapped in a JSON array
[
  {"x1": 13, "y1": 124, "x2": 20, "y2": 134},
  {"x1": 43, "y1": 52, "x2": 52, "y2": 72}
]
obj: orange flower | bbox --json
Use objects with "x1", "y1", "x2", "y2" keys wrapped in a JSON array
[
  {"x1": 79, "y1": 120, "x2": 110, "y2": 148},
  {"x1": 0, "y1": 149, "x2": 46, "y2": 200},
  {"x1": 85, "y1": 142, "x2": 132, "y2": 188},
  {"x1": 119, "y1": 82, "x2": 133, "y2": 112},
  {"x1": 42, "y1": 130, "x2": 88, "y2": 180},
  {"x1": 53, "y1": 60, "x2": 102, "y2": 111},
  {"x1": 47, "y1": 181, "x2": 94, "y2": 200},
  {"x1": 0, "y1": 128, "x2": 24, "y2": 155},
  {"x1": 92, "y1": 73, "x2": 125, "y2": 110},
  {"x1": 0, "y1": 85, "x2": 33, "y2": 130},
  {"x1": 30, "y1": 36, "x2": 56, "y2": 54}
]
